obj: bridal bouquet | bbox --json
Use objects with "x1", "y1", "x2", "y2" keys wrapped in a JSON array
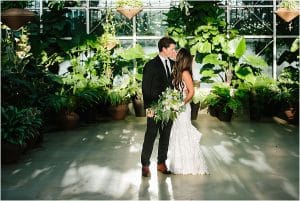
[{"x1": 151, "y1": 87, "x2": 185, "y2": 124}]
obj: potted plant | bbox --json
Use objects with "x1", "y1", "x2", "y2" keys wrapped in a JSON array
[
  {"x1": 1, "y1": 106, "x2": 42, "y2": 164},
  {"x1": 116, "y1": 0, "x2": 143, "y2": 19},
  {"x1": 204, "y1": 83, "x2": 242, "y2": 122},
  {"x1": 115, "y1": 44, "x2": 151, "y2": 117},
  {"x1": 276, "y1": 0, "x2": 300, "y2": 22},
  {"x1": 276, "y1": 66, "x2": 299, "y2": 123},
  {"x1": 1, "y1": 1, "x2": 36, "y2": 30},
  {"x1": 107, "y1": 74, "x2": 131, "y2": 120},
  {"x1": 45, "y1": 69, "x2": 100, "y2": 129}
]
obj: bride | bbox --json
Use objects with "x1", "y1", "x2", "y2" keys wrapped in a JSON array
[{"x1": 168, "y1": 48, "x2": 209, "y2": 175}]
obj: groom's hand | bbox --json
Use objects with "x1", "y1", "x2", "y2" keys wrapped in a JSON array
[{"x1": 146, "y1": 108, "x2": 155, "y2": 118}]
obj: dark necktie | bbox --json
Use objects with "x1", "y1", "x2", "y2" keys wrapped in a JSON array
[{"x1": 165, "y1": 59, "x2": 171, "y2": 78}]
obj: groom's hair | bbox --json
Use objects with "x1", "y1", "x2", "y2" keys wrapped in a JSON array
[{"x1": 158, "y1": 37, "x2": 176, "y2": 52}]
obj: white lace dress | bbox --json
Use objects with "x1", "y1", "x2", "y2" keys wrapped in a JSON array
[{"x1": 168, "y1": 83, "x2": 209, "y2": 175}]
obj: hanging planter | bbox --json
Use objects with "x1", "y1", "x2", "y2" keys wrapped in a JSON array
[
  {"x1": 276, "y1": 7, "x2": 300, "y2": 22},
  {"x1": 116, "y1": 7, "x2": 143, "y2": 20},
  {"x1": 276, "y1": 0, "x2": 300, "y2": 22},
  {"x1": 116, "y1": 0, "x2": 143, "y2": 19},
  {"x1": 100, "y1": 33, "x2": 119, "y2": 50},
  {"x1": 1, "y1": 8, "x2": 36, "y2": 30}
]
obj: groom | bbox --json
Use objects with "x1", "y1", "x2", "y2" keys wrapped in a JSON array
[{"x1": 141, "y1": 36, "x2": 177, "y2": 177}]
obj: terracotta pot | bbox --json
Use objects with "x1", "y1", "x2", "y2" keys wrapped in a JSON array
[
  {"x1": 116, "y1": 7, "x2": 143, "y2": 19},
  {"x1": 57, "y1": 111, "x2": 80, "y2": 130},
  {"x1": 1, "y1": 8, "x2": 36, "y2": 30},
  {"x1": 276, "y1": 8, "x2": 300, "y2": 22},
  {"x1": 284, "y1": 107, "x2": 296, "y2": 120},
  {"x1": 132, "y1": 97, "x2": 146, "y2": 117},
  {"x1": 108, "y1": 104, "x2": 129, "y2": 120}
]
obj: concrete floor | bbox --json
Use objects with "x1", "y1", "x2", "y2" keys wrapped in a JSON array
[{"x1": 1, "y1": 114, "x2": 299, "y2": 200}]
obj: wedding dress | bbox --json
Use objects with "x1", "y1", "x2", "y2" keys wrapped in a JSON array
[{"x1": 168, "y1": 82, "x2": 209, "y2": 175}]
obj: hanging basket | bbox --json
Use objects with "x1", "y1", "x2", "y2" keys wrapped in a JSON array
[
  {"x1": 276, "y1": 8, "x2": 300, "y2": 22},
  {"x1": 104, "y1": 41, "x2": 118, "y2": 50},
  {"x1": 1, "y1": 8, "x2": 36, "y2": 30},
  {"x1": 116, "y1": 7, "x2": 143, "y2": 20}
]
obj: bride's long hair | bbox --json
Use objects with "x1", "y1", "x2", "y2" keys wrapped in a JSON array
[{"x1": 173, "y1": 48, "x2": 193, "y2": 91}]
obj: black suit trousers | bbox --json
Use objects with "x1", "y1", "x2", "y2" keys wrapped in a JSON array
[{"x1": 141, "y1": 117, "x2": 173, "y2": 166}]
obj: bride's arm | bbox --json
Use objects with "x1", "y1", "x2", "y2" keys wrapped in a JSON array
[{"x1": 182, "y1": 71, "x2": 194, "y2": 104}]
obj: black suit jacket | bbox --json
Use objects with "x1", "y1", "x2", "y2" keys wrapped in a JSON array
[{"x1": 142, "y1": 55, "x2": 174, "y2": 109}]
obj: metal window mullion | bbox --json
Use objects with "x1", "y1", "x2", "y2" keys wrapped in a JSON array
[
  {"x1": 86, "y1": 0, "x2": 90, "y2": 34},
  {"x1": 273, "y1": 0, "x2": 277, "y2": 79},
  {"x1": 227, "y1": 0, "x2": 231, "y2": 36},
  {"x1": 40, "y1": 0, "x2": 43, "y2": 34}
]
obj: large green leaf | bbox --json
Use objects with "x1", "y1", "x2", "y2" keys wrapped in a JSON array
[
  {"x1": 243, "y1": 54, "x2": 268, "y2": 67},
  {"x1": 235, "y1": 65, "x2": 256, "y2": 85},
  {"x1": 202, "y1": 54, "x2": 225, "y2": 65},
  {"x1": 190, "y1": 44, "x2": 198, "y2": 55},
  {"x1": 118, "y1": 44, "x2": 145, "y2": 60},
  {"x1": 228, "y1": 37, "x2": 246, "y2": 58},
  {"x1": 201, "y1": 69, "x2": 217, "y2": 77},
  {"x1": 290, "y1": 38, "x2": 299, "y2": 52},
  {"x1": 197, "y1": 41, "x2": 211, "y2": 53}
]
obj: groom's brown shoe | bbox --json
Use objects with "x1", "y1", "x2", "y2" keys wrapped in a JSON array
[
  {"x1": 142, "y1": 166, "x2": 151, "y2": 177},
  {"x1": 157, "y1": 163, "x2": 171, "y2": 174}
]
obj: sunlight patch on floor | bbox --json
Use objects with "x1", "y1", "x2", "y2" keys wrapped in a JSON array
[
  {"x1": 213, "y1": 141, "x2": 234, "y2": 165},
  {"x1": 239, "y1": 150, "x2": 275, "y2": 173},
  {"x1": 282, "y1": 180, "x2": 298, "y2": 198}
]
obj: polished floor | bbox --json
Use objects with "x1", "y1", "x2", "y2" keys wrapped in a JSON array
[{"x1": 1, "y1": 114, "x2": 299, "y2": 200}]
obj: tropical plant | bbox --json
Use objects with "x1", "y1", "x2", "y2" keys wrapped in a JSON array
[
  {"x1": 1, "y1": 0, "x2": 32, "y2": 10},
  {"x1": 276, "y1": 66, "x2": 299, "y2": 107},
  {"x1": 107, "y1": 74, "x2": 132, "y2": 106},
  {"x1": 279, "y1": 0, "x2": 299, "y2": 9},
  {"x1": 1, "y1": 106, "x2": 42, "y2": 146},
  {"x1": 116, "y1": 0, "x2": 143, "y2": 8},
  {"x1": 164, "y1": 1, "x2": 224, "y2": 49},
  {"x1": 115, "y1": 44, "x2": 153, "y2": 98},
  {"x1": 1, "y1": 26, "x2": 32, "y2": 74},
  {"x1": 200, "y1": 34, "x2": 268, "y2": 85},
  {"x1": 204, "y1": 83, "x2": 243, "y2": 115}
]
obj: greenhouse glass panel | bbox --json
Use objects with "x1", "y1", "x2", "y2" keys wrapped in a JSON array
[
  {"x1": 136, "y1": 9, "x2": 168, "y2": 36},
  {"x1": 137, "y1": 39, "x2": 158, "y2": 54},
  {"x1": 276, "y1": 38, "x2": 299, "y2": 76},
  {"x1": 119, "y1": 39, "x2": 134, "y2": 49},
  {"x1": 245, "y1": 38, "x2": 274, "y2": 77},
  {"x1": 277, "y1": 17, "x2": 299, "y2": 36},
  {"x1": 230, "y1": 7, "x2": 273, "y2": 35},
  {"x1": 115, "y1": 12, "x2": 133, "y2": 36},
  {"x1": 89, "y1": 9, "x2": 103, "y2": 32}
]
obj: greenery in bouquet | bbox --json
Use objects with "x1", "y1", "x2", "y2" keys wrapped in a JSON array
[{"x1": 152, "y1": 88, "x2": 186, "y2": 124}]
